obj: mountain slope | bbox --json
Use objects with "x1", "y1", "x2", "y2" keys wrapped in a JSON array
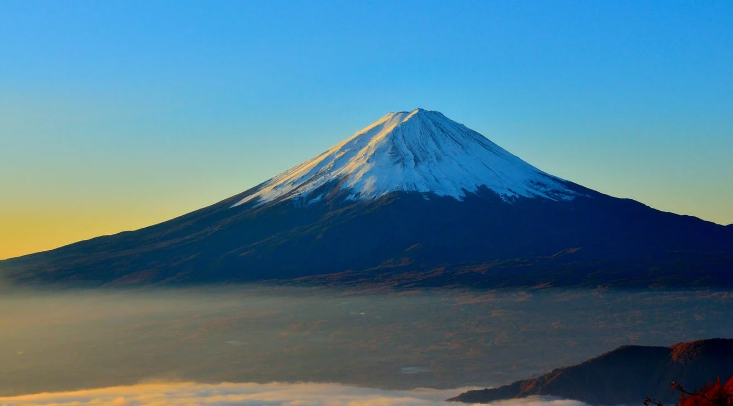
[
  {"x1": 1, "y1": 109, "x2": 731, "y2": 287},
  {"x1": 449, "y1": 339, "x2": 733, "y2": 405}
]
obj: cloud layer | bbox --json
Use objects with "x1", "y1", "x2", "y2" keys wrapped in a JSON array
[{"x1": 0, "y1": 382, "x2": 591, "y2": 406}]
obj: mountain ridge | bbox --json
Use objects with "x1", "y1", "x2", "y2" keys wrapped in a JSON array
[{"x1": 448, "y1": 338, "x2": 733, "y2": 405}]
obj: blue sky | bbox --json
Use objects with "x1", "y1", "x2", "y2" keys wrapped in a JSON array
[{"x1": 1, "y1": 1, "x2": 732, "y2": 258}]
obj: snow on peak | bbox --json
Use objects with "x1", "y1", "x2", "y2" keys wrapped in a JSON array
[{"x1": 233, "y1": 108, "x2": 577, "y2": 207}]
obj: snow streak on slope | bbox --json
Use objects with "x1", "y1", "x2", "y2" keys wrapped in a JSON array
[{"x1": 233, "y1": 109, "x2": 577, "y2": 207}]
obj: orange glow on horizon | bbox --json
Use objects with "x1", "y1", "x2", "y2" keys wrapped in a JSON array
[{"x1": 0, "y1": 209, "x2": 171, "y2": 260}]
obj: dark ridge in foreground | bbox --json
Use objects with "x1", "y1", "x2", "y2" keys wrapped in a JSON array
[{"x1": 448, "y1": 338, "x2": 733, "y2": 405}]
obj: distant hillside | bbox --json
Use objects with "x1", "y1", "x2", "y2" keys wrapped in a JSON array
[{"x1": 449, "y1": 338, "x2": 733, "y2": 405}]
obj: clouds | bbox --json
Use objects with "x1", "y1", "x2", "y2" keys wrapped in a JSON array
[{"x1": 0, "y1": 382, "x2": 590, "y2": 406}]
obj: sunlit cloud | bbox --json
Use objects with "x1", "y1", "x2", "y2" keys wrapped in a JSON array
[{"x1": 0, "y1": 382, "x2": 591, "y2": 406}]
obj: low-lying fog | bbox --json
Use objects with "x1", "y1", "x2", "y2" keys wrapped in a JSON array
[
  {"x1": 2, "y1": 286, "x2": 733, "y2": 400},
  {"x1": 0, "y1": 382, "x2": 587, "y2": 406}
]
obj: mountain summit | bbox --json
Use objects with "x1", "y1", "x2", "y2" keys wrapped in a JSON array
[
  {"x1": 235, "y1": 108, "x2": 575, "y2": 207},
  {"x1": 1, "y1": 110, "x2": 732, "y2": 287}
]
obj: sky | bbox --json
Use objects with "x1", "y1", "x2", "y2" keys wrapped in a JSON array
[{"x1": 1, "y1": 1, "x2": 732, "y2": 259}]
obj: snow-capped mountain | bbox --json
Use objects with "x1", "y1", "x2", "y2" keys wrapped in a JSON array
[
  {"x1": 235, "y1": 108, "x2": 576, "y2": 207},
  {"x1": 1, "y1": 110, "x2": 732, "y2": 288}
]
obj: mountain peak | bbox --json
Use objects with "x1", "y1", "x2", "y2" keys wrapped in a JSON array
[
  {"x1": 388, "y1": 107, "x2": 436, "y2": 118},
  {"x1": 233, "y1": 110, "x2": 577, "y2": 207},
  {"x1": 390, "y1": 107, "x2": 429, "y2": 114},
  {"x1": 384, "y1": 108, "x2": 449, "y2": 125}
]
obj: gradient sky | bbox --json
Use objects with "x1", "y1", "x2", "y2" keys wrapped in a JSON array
[{"x1": 1, "y1": 1, "x2": 732, "y2": 259}]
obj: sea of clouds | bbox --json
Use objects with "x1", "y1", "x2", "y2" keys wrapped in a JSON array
[{"x1": 0, "y1": 382, "x2": 591, "y2": 406}]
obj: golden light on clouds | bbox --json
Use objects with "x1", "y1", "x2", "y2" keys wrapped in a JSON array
[{"x1": 0, "y1": 381, "x2": 589, "y2": 406}]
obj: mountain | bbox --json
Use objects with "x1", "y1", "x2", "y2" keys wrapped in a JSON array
[
  {"x1": 1, "y1": 109, "x2": 732, "y2": 287},
  {"x1": 449, "y1": 338, "x2": 733, "y2": 405}
]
